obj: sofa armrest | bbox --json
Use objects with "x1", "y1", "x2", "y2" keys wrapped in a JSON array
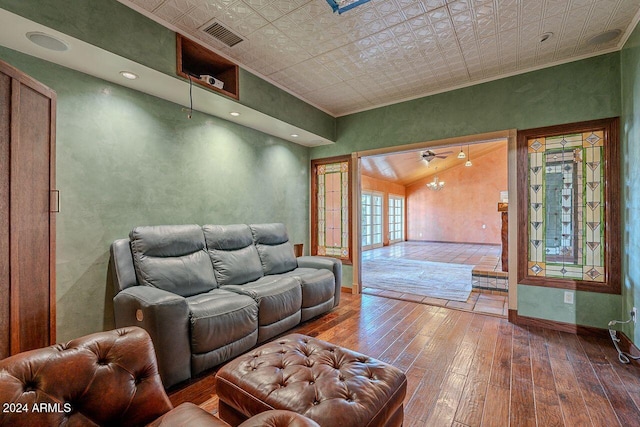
[
  {"x1": 109, "y1": 238, "x2": 138, "y2": 293},
  {"x1": 297, "y1": 256, "x2": 342, "y2": 307},
  {"x1": 114, "y1": 286, "x2": 191, "y2": 388}
]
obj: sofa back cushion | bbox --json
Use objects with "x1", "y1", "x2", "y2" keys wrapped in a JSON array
[
  {"x1": 250, "y1": 223, "x2": 297, "y2": 275},
  {"x1": 130, "y1": 225, "x2": 217, "y2": 297},
  {"x1": 203, "y1": 224, "x2": 264, "y2": 286}
]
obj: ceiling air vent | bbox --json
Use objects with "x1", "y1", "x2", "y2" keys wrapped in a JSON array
[{"x1": 202, "y1": 21, "x2": 243, "y2": 47}]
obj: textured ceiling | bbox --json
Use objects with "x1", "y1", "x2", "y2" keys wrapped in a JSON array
[{"x1": 121, "y1": 0, "x2": 640, "y2": 116}]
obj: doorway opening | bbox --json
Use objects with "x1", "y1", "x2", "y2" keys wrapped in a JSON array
[{"x1": 356, "y1": 135, "x2": 511, "y2": 317}]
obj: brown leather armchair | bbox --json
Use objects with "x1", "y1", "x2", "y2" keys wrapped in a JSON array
[{"x1": 0, "y1": 327, "x2": 319, "y2": 427}]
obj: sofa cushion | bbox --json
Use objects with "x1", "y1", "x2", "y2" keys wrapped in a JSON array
[
  {"x1": 249, "y1": 223, "x2": 297, "y2": 275},
  {"x1": 204, "y1": 224, "x2": 264, "y2": 286},
  {"x1": 222, "y1": 276, "x2": 302, "y2": 327},
  {"x1": 273, "y1": 268, "x2": 335, "y2": 308},
  {"x1": 130, "y1": 225, "x2": 217, "y2": 297},
  {"x1": 187, "y1": 289, "x2": 258, "y2": 354}
]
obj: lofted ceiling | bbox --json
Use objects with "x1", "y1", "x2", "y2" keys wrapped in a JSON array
[
  {"x1": 360, "y1": 139, "x2": 506, "y2": 185},
  {"x1": 120, "y1": 0, "x2": 640, "y2": 116}
]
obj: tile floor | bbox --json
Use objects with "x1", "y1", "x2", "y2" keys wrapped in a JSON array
[{"x1": 361, "y1": 241, "x2": 508, "y2": 317}]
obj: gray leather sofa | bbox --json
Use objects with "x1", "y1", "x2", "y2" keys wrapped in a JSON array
[{"x1": 108, "y1": 223, "x2": 341, "y2": 388}]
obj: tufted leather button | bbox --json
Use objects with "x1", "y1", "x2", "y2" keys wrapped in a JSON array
[
  {"x1": 312, "y1": 400, "x2": 320, "y2": 406},
  {"x1": 23, "y1": 380, "x2": 38, "y2": 392},
  {"x1": 309, "y1": 380, "x2": 314, "y2": 385}
]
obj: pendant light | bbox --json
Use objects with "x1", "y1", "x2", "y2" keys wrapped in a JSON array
[{"x1": 465, "y1": 145, "x2": 472, "y2": 167}]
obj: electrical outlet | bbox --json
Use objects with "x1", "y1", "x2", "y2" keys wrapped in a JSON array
[
  {"x1": 632, "y1": 307, "x2": 637, "y2": 324},
  {"x1": 564, "y1": 291, "x2": 574, "y2": 304}
]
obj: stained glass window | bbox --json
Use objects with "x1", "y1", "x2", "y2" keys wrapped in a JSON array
[
  {"x1": 312, "y1": 157, "x2": 351, "y2": 262},
  {"x1": 518, "y1": 118, "x2": 620, "y2": 293}
]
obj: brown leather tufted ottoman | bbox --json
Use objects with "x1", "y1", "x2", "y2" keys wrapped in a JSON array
[{"x1": 215, "y1": 333, "x2": 407, "y2": 427}]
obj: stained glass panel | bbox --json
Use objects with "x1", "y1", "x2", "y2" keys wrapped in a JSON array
[
  {"x1": 526, "y1": 131, "x2": 605, "y2": 282},
  {"x1": 316, "y1": 160, "x2": 349, "y2": 259}
]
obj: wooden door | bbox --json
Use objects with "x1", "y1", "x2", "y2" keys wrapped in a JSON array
[
  {"x1": 0, "y1": 60, "x2": 56, "y2": 358},
  {"x1": 0, "y1": 64, "x2": 11, "y2": 359}
]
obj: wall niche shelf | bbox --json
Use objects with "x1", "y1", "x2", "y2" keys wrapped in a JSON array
[{"x1": 176, "y1": 34, "x2": 239, "y2": 100}]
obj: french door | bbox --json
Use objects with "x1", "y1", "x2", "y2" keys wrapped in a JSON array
[
  {"x1": 362, "y1": 191, "x2": 383, "y2": 251},
  {"x1": 388, "y1": 195, "x2": 405, "y2": 244}
]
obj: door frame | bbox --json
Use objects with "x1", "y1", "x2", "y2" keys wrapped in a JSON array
[{"x1": 350, "y1": 129, "x2": 518, "y2": 311}]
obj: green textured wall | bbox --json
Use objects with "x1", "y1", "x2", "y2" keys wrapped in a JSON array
[
  {"x1": 517, "y1": 285, "x2": 620, "y2": 328},
  {"x1": 0, "y1": 46, "x2": 310, "y2": 342},
  {"x1": 0, "y1": 0, "x2": 335, "y2": 140},
  {"x1": 313, "y1": 54, "x2": 623, "y2": 328},
  {"x1": 621, "y1": 22, "x2": 640, "y2": 345}
]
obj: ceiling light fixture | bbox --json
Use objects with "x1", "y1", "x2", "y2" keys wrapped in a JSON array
[
  {"x1": 426, "y1": 168, "x2": 445, "y2": 191},
  {"x1": 326, "y1": 0, "x2": 372, "y2": 14},
  {"x1": 119, "y1": 71, "x2": 138, "y2": 80},
  {"x1": 457, "y1": 146, "x2": 466, "y2": 159},
  {"x1": 229, "y1": 112, "x2": 240, "y2": 117},
  {"x1": 465, "y1": 145, "x2": 472, "y2": 167},
  {"x1": 26, "y1": 31, "x2": 69, "y2": 52},
  {"x1": 291, "y1": 134, "x2": 299, "y2": 138}
]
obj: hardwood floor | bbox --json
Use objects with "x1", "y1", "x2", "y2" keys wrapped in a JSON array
[{"x1": 169, "y1": 292, "x2": 640, "y2": 427}]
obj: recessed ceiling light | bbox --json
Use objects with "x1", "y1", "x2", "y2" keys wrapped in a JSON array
[
  {"x1": 119, "y1": 71, "x2": 138, "y2": 80},
  {"x1": 230, "y1": 112, "x2": 240, "y2": 117},
  {"x1": 539, "y1": 32, "x2": 553, "y2": 43},
  {"x1": 587, "y1": 29, "x2": 622, "y2": 46},
  {"x1": 291, "y1": 134, "x2": 299, "y2": 138},
  {"x1": 26, "y1": 31, "x2": 69, "y2": 52}
]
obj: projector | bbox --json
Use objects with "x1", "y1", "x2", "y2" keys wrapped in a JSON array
[{"x1": 200, "y1": 74, "x2": 224, "y2": 89}]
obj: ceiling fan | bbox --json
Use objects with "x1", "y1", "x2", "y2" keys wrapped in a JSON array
[{"x1": 420, "y1": 150, "x2": 453, "y2": 164}]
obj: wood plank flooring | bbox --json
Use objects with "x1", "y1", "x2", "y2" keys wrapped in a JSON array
[{"x1": 169, "y1": 292, "x2": 640, "y2": 427}]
